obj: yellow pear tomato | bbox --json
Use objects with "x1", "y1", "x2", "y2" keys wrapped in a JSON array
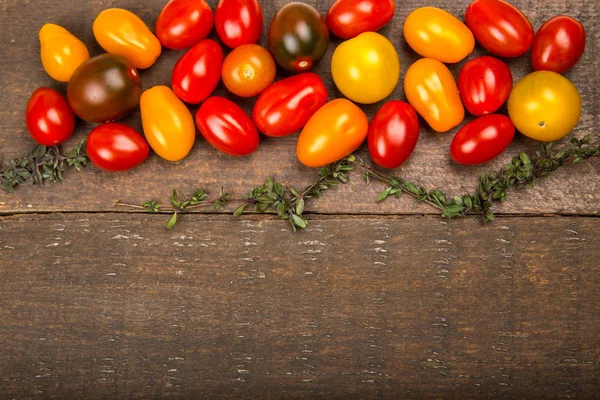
[{"x1": 39, "y1": 24, "x2": 89, "y2": 82}]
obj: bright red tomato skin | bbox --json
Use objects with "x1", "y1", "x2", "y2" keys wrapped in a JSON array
[
  {"x1": 368, "y1": 101, "x2": 419, "y2": 169},
  {"x1": 215, "y1": 0, "x2": 263, "y2": 49},
  {"x1": 25, "y1": 88, "x2": 75, "y2": 146},
  {"x1": 196, "y1": 97, "x2": 259, "y2": 156},
  {"x1": 465, "y1": 0, "x2": 534, "y2": 58},
  {"x1": 450, "y1": 114, "x2": 515, "y2": 165},
  {"x1": 531, "y1": 16, "x2": 586, "y2": 74},
  {"x1": 458, "y1": 56, "x2": 513, "y2": 117},
  {"x1": 326, "y1": 0, "x2": 395, "y2": 39},
  {"x1": 172, "y1": 39, "x2": 223, "y2": 104},
  {"x1": 156, "y1": 0, "x2": 214, "y2": 50},
  {"x1": 86, "y1": 123, "x2": 149, "y2": 172},
  {"x1": 253, "y1": 73, "x2": 328, "y2": 137}
]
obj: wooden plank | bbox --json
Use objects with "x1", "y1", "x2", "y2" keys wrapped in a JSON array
[
  {"x1": 0, "y1": 213, "x2": 598, "y2": 398},
  {"x1": 0, "y1": 0, "x2": 598, "y2": 215}
]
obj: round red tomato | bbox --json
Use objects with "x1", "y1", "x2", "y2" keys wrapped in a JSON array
[
  {"x1": 196, "y1": 97, "x2": 259, "y2": 156},
  {"x1": 458, "y1": 56, "x2": 513, "y2": 116},
  {"x1": 25, "y1": 87, "x2": 75, "y2": 146},
  {"x1": 172, "y1": 39, "x2": 223, "y2": 104},
  {"x1": 368, "y1": 101, "x2": 420, "y2": 169},
  {"x1": 450, "y1": 114, "x2": 515, "y2": 165},
  {"x1": 465, "y1": 0, "x2": 534, "y2": 58},
  {"x1": 326, "y1": 0, "x2": 395, "y2": 39},
  {"x1": 531, "y1": 16, "x2": 586, "y2": 74},
  {"x1": 253, "y1": 73, "x2": 328, "y2": 137},
  {"x1": 156, "y1": 0, "x2": 214, "y2": 50},
  {"x1": 215, "y1": 0, "x2": 263, "y2": 49},
  {"x1": 87, "y1": 123, "x2": 149, "y2": 172}
]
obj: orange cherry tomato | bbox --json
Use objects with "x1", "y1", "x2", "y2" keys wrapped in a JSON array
[
  {"x1": 39, "y1": 24, "x2": 89, "y2": 82},
  {"x1": 297, "y1": 99, "x2": 368, "y2": 167},
  {"x1": 222, "y1": 44, "x2": 276, "y2": 97}
]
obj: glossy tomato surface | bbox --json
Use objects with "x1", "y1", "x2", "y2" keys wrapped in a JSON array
[
  {"x1": 450, "y1": 114, "x2": 515, "y2": 165},
  {"x1": 156, "y1": 0, "x2": 214, "y2": 50},
  {"x1": 67, "y1": 54, "x2": 142, "y2": 123},
  {"x1": 172, "y1": 39, "x2": 223, "y2": 104},
  {"x1": 458, "y1": 56, "x2": 513, "y2": 116},
  {"x1": 268, "y1": 3, "x2": 329, "y2": 72},
  {"x1": 465, "y1": 0, "x2": 534, "y2": 58},
  {"x1": 253, "y1": 73, "x2": 328, "y2": 137},
  {"x1": 39, "y1": 24, "x2": 89, "y2": 82},
  {"x1": 326, "y1": 0, "x2": 395, "y2": 39},
  {"x1": 297, "y1": 99, "x2": 368, "y2": 167},
  {"x1": 222, "y1": 44, "x2": 276, "y2": 97},
  {"x1": 531, "y1": 16, "x2": 586, "y2": 74},
  {"x1": 196, "y1": 97, "x2": 259, "y2": 156},
  {"x1": 368, "y1": 101, "x2": 420, "y2": 169},
  {"x1": 25, "y1": 88, "x2": 75, "y2": 146},
  {"x1": 215, "y1": 0, "x2": 263, "y2": 48},
  {"x1": 87, "y1": 123, "x2": 149, "y2": 172}
]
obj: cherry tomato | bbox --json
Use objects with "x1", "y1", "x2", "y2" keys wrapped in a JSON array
[
  {"x1": 508, "y1": 71, "x2": 581, "y2": 142},
  {"x1": 222, "y1": 44, "x2": 276, "y2": 98},
  {"x1": 67, "y1": 54, "x2": 142, "y2": 123},
  {"x1": 297, "y1": 99, "x2": 368, "y2": 167},
  {"x1": 458, "y1": 56, "x2": 513, "y2": 117},
  {"x1": 39, "y1": 24, "x2": 89, "y2": 82},
  {"x1": 86, "y1": 123, "x2": 149, "y2": 172},
  {"x1": 404, "y1": 7, "x2": 474, "y2": 63},
  {"x1": 269, "y1": 3, "x2": 330, "y2": 73},
  {"x1": 465, "y1": 0, "x2": 534, "y2": 58},
  {"x1": 141, "y1": 86, "x2": 196, "y2": 162},
  {"x1": 93, "y1": 8, "x2": 162, "y2": 69},
  {"x1": 450, "y1": 115, "x2": 515, "y2": 165},
  {"x1": 215, "y1": 0, "x2": 263, "y2": 49},
  {"x1": 253, "y1": 73, "x2": 328, "y2": 137},
  {"x1": 368, "y1": 101, "x2": 420, "y2": 169},
  {"x1": 156, "y1": 0, "x2": 214, "y2": 50},
  {"x1": 326, "y1": 0, "x2": 395, "y2": 39},
  {"x1": 25, "y1": 88, "x2": 75, "y2": 146},
  {"x1": 404, "y1": 58, "x2": 464, "y2": 133},
  {"x1": 172, "y1": 39, "x2": 223, "y2": 104},
  {"x1": 531, "y1": 16, "x2": 586, "y2": 74},
  {"x1": 196, "y1": 97, "x2": 259, "y2": 156},
  {"x1": 331, "y1": 32, "x2": 399, "y2": 104}
]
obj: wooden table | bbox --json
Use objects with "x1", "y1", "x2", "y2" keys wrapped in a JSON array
[{"x1": 1, "y1": 0, "x2": 598, "y2": 398}]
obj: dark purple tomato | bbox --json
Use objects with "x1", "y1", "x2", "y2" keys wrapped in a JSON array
[
  {"x1": 450, "y1": 114, "x2": 515, "y2": 165},
  {"x1": 86, "y1": 123, "x2": 149, "y2": 172}
]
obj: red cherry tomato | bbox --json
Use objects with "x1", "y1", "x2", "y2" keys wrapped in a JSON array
[
  {"x1": 458, "y1": 56, "x2": 513, "y2": 117},
  {"x1": 531, "y1": 16, "x2": 586, "y2": 74},
  {"x1": 156, "y1": 0, "x2": 214, "y2": 50},
  {"x1": 253, "y1": 73, "x2": 328, "y2": 137},
  {"x1": 172, "y1": 39, "x2": 223, "y2": 104},
  {"x1": 196, "y1": 97, "x2": 259, "y2": 156},
  {"x1": 86, "y1": 123, "x2": 149, "y2": 172},
  {"x1": 25, "y1": 87, "x2": 75, "y2": 146},
  {"x1": 215, "y1": 0, "x2": 263, "y2": 49},
  {"x1": 465, "y1": 0, "x2": 534, "y2": 58},
  {"x1": 326, "y1": 0, "x2": 395, "y2": 39},
  {"x1": 450, "y1": 114, "x2": 515, "y2": 165}
]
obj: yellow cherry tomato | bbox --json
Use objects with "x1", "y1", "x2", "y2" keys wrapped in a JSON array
[
  {"x1": 508, "y1": 71, "x2": 582, "y2": 142},
  {"x1": 404, "y1": 7, "x2": 474, "y2": 64},
  {"x1": 93, "y1": 8, "x2": 161, "y2": 69},
  {"x1": 141, "y1": 86, "x2": 196, "y2": 162},
  {"x1": 404, "y1": 58, "x2": 464, "y2": 133},
  {"x1": 331, "y1": 32, "x2": 400, "y2": 104},
  {"x1": 39, "y1": 24, "x2": 89, "y2": 82}
]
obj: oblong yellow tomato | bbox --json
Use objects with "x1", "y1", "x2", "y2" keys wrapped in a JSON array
[
  {"x1": 141, "y1": 86, "x2": 195, "y2": 161},
  {"x1": 404, "y1": 7, "x2": 474, "y2": 63},
  {"x1": 39, "y1": 24, "x2": 89, "y2": 82},
  {"x1": 331, "y1": 32, "x2": 400, "y2": 104},
  {"x1": 508, "y1": 71, "x2": 581, "y2": 142},
  {"x1": 297, "y1": 99, "x2": 368, "y2": 167},
  {"x1": 93, "y1": 8, "x2": 161, "y2": 69},
  {"x1": 404, "y1": 58, "x2": 464, "y2": 133}
]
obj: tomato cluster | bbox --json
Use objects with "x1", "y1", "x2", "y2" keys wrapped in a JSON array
[{"x1": 24, "y1": 0, "x2": 586, "y2": 173}]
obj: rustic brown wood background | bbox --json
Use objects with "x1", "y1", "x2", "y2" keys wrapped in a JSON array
[{"x1": 0, "y1": 0, "x2": 598, "y2": 398}]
